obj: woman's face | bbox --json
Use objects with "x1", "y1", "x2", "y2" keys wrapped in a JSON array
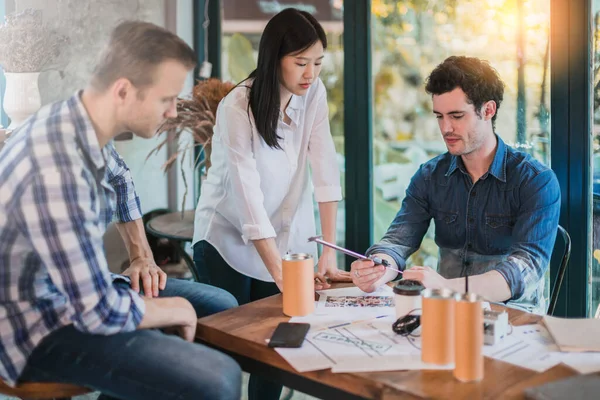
[{"x1": 279, "y1": 41, "x2": 324, "y2": 96}]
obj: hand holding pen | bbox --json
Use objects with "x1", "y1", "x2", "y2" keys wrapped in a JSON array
[
  {"x1": 307, "y1": 235, "x2": 403, "y2": 292},
  {"x1": 307, "y1": 235, "x2": 403, "y2": 276}
]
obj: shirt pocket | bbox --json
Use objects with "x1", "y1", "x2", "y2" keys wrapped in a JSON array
[
  {"x1": 432, "y1": 209, "x2": 461, "y2": 249},
  {"x1": 485, "y1": 214, "x2": 516, "y2": 254}
]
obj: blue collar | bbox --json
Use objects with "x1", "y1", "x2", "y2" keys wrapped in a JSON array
[{"x1": 445, "y1": 135, "x2": 507, "y2": 182}]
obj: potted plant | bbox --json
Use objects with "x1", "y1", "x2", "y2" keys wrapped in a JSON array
[
  {"x1": 0, "y1": 8, "x2": 66, "y2": 130},
  {"x1": 148, "y1": 78, "x2": 235, "y2": 210}
]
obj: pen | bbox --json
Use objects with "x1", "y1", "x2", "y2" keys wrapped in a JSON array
[{"x1": 307, "y1": 235, "x2": 403, "y2": 275}]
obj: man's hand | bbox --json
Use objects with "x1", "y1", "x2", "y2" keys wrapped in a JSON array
[
  {"x1": 171, "y1": 299, "x2": 197, "y2": 342},
  {"x1": 115, "y1": 219, "x2": 167, "y2": 297},
  {"x1": 314, "y1": 250, "x2": 352, "y2": 290},
  {"x1": 140, "y1": 297, "x2": 197, "y2": 342},
  {"x1": 350, "y1": 259, "x2": 386, "y2": 293},
  {"x1": 402, "y1": 266, "x2": 447, "y2": 290},
  {"x1": 162, "y1": 302, "x2": 197, "y2": 342},
  {"x1": 121, "y1": 257, "x2": 167, "y2": 298}
]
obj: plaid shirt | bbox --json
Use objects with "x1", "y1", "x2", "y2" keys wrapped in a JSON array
[{"x1": 0, "y1": 92, "x2": 146, "y2": 386}]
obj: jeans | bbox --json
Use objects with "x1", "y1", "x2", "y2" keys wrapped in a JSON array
[
  {"x1": 19, "y1": 278, "x2": 242, "y2": 400},
  {"x1": 141, "y1": 277, "x2": 239, "y2": 317},
  {"x1": 194, "y1": 240, "x2": 282, "y2": 400}
]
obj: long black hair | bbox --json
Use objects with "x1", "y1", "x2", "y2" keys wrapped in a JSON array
[{"x1": 246, "y1": 8, "x2": 327, "y2": 149}]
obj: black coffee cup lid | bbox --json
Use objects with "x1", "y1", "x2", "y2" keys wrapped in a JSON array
[{"x1": 393, "y1": 279, "x2": 425, "y2": 296}]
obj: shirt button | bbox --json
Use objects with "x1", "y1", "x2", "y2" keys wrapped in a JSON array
[
  {"x1": 467, "y1": 243, "x2": 473, "y2": 249},
  {"x1": 471, "y1": 191, "x2": 476, "y2": 197},
  {"x1": 468, "y1": 217, "x2": 474, "y2": 224}
]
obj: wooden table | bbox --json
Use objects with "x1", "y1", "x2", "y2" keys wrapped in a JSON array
[
  {"x1": 145, "y1": 210, "x2": 195, "y2": 242},
  {"x1": 196, "y1": 292, "x2": 585, "y2": 400}
]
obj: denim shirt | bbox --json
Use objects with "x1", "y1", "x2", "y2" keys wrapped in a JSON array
[{"x1": 367, "y1": 136, "x2": 560, "y2": 314}]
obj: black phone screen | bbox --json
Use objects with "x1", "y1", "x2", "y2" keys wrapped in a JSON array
[{"x1": 267, "y1": 322, "x2": 311, "y2": 348}]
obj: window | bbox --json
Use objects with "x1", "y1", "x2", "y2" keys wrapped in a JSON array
[
  {"x1": 0, "y1": 0, "x2": 7, "y2": 129},
  {"x1": 371, "y1": 0, "x2": 551, "y2": 277},
  {"x1": 591, "y1": 0, "x2": 600, "y2": 317}
]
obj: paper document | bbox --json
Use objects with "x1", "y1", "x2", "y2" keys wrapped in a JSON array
[
  {"x1": 315, "y1": 286, "x2": 489, "y2": 315},
  {"x1": 276, "y1": 314, "x2": 452, "y2": 373},
  {"x1": 560, "y1": 352, "x2": 600, "y2": 374},
  {"x1": 484, "y1": 323, "x2": 600, "y2": 373},
  {"x1": 331, "y1": 354, "x2": 454, "y2": 373},
  {"x1": 314, "y1": 285, "x2": 395, "y2": 317},
  {"x1": 276, "y1": 289, "x2": 452, "y2": 374},
  {"x1": 483, "y1": 324, "x2": 564, "y2": 372},
  {"x1": 543, "y1": 316, "x2": 600, "y2": 352},
  {"x1": 274, "y1": 339, "x2": 340, "y2": 373},
  {"x1": 274, "y1": 286, "x2": 525, "y2": 374}
]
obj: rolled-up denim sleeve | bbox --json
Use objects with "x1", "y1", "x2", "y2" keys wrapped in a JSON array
[
  {"x1": 366, "y1": 165, "x2": 432, "y2": 269},
  {"x1": 494, "y1": 169, "x2": 561, "y2": 300}
]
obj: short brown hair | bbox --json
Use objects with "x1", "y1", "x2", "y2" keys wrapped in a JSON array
[{"x1": 91, "y1": 20, "x2": 196, "y2": 91}]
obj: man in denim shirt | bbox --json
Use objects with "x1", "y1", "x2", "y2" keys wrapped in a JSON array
[{"x1": 351, "y1": 56, "x2": 560, "y2": 314}]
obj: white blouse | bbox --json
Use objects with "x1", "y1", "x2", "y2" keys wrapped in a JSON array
[{"x1": 192, "y1": 78, "x2": 342, "y2": 281}]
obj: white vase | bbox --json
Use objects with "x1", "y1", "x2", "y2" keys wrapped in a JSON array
[{"x1": 3, "y1": 72, "x2": 42, "y2": 131}]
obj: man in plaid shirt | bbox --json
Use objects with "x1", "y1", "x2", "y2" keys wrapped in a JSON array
[{"x1": 0, "y1": 21, "x2": 241, "y2": 399}]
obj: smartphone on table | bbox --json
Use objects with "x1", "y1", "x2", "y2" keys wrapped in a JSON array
[{"x1": 267, "y1": 322, "x2": 310, "y2": 348}]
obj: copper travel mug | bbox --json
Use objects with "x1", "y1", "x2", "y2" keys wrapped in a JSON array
[
  {"x1": 421, "y1": 288, "x2": 456, "y2": 365},
  {"x1": 282, "y1": 253, "x2": 315, "y2": 317},
  {"x1": 454, "y1": 293, "x2": 484, "y2": 382}
]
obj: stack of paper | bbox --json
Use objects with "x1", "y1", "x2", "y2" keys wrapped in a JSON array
[{"x1": 543, "y1": 316, "x2": 600, "y2": 352}]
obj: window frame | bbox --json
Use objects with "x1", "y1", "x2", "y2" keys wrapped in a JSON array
[{"x1": 550, "y1": 0, "x2": 592, "y2": 317}]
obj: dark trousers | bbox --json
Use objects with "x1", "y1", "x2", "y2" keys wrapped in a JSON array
[{"x1": 193, "y1": 240, "x2": 283, "y2": 400}]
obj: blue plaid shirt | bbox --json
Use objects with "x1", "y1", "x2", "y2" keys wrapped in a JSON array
[
  {"x1": 367, "y1": 136, "x2": 560, "y2": 314},
  {"x1": 0, "y1": 92, "x2": 146, "y2": 386}
]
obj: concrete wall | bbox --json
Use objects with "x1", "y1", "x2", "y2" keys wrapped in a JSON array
[
  {"x1": 174, "y1": 0, "x2": 196, "y2": 212},
  {"x1": 13, "y1": 0, "x2": 195, "y2": 214}
]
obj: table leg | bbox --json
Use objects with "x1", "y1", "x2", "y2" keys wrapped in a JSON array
[{"x1": 177, "y1": 243, "x2": 201, "y2": 282}]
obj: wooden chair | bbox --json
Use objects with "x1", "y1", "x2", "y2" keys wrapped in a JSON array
[{"x1": 0, "y1": 378, "x2": 91, "y2": 400}]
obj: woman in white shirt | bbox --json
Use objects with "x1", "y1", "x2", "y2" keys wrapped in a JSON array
[{"x1": 192, "y1": 8, "x2": 350, "y2": 400}]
